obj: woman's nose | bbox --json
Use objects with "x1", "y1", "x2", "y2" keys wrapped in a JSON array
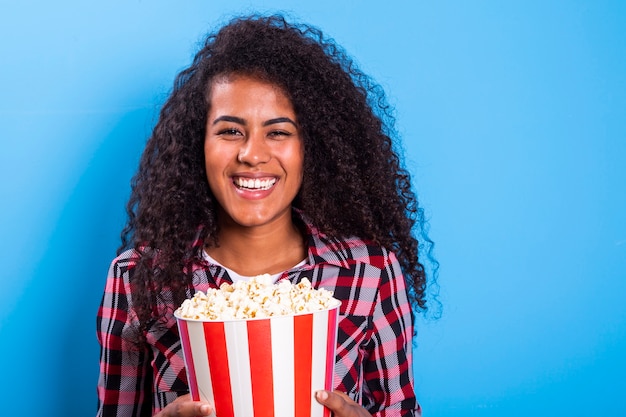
[{"x1": 237, "y1": 131, "x2": 270, "y2": 165}]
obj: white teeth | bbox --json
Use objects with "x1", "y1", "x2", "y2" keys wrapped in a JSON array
[{"x1": 236, "y1": 177, "x2": 276, "y2": 190}]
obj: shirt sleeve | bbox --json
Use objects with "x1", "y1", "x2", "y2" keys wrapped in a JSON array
[
  {"x1": 96, "y1": 252, "x2": 153, "y2": 417},
  {"x1": 362, "y1": 251, "x2": 422, "y2": 417}
]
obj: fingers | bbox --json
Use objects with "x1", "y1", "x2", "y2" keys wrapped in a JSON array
[
  {"x1": 155, "y1": 394, "x2": 214, "y2": 417},
  {"x1": 315, "y1": 390, "x2": 371, "y2": 417}
]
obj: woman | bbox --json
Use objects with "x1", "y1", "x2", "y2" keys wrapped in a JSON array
[{"x1": 97, "y1": 14, "x2": 436, "y2": 417}]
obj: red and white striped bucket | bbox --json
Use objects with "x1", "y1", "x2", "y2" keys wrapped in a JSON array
[{"x1": 175, "y1": 305, "x2": 340, "y2": 417}]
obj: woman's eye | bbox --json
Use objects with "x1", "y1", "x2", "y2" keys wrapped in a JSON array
[
  {"x1": 268, "y1": 130, "x2": 291, "y2": 139},
  {"x1": 217, "y1": 128, "x2": 242, "y2": 136}
]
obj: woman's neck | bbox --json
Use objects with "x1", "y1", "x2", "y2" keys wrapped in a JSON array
[{"x1": 206, "y1": 215, "x2": 307, "y2": 276}]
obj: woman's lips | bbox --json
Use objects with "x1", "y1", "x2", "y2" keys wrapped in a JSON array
[
  {"x1": 232, "y1": 175, "x2": 278, "y2": 199},
  {"x1": 233, "y1": 176, "x2": 277, "y2": 191}
]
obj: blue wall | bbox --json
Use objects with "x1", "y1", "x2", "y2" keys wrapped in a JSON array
[{"x1": 1, "y1": 1, "x2": 624, "y2": 416}]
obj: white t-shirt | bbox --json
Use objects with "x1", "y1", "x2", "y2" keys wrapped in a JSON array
[{"x1": 203, "y1": 251, "x2": 306, "y2": 283}]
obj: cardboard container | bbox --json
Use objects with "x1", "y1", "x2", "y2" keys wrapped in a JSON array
[{"x1": 175, "y1": 305, "x2": 340, "y2": 417}]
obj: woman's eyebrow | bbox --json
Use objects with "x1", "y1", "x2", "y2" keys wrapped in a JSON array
[
  {"x1": 212, "y1": 116, "x2": 296, "y2": 127},
  {"x1": 263, "y1": 117, "x2": 297, "y2": 127},
  {"x1": 212, "y1": 115, "x2": 245, "y2": 125}
]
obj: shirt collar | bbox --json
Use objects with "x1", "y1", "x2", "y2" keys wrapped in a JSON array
[{"x1": 296, "y1": 210, "x2": 358, "y2": 271}]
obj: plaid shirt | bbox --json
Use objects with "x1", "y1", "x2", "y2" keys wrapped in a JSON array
[{"x1": 97, "y1": 217, "x2": 421, "y2": 416}]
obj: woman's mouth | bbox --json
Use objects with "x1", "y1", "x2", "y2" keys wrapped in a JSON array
[{"x1": 234, "y1": 177, "x2": 277, "y2": 191}]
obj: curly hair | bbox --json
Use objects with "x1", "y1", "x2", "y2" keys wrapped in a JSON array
[{"x1": 120, "y1": 14, "x2": 438, "y2": 338}]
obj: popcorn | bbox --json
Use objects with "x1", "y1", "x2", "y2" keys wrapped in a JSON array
[{"x1": 175, "y1": 274, "x2": 340, "y2": 320}]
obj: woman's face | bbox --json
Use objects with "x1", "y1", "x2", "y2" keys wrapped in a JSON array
[{"x1": 204, "y1": 75, "x2": 304, "y2": 230}]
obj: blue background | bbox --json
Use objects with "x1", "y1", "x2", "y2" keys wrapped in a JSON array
[{"x1": 1, "y1": 1, "x2": 624, "y2": 416}]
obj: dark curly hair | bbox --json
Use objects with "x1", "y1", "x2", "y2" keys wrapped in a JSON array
[{"x1": 120, "y1": 14, "x2": 438, "y2": 338}]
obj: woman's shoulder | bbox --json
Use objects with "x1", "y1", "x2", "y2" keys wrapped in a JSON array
[
  {"x1": 109, "y1": 247, "x2": 140, "y2": 266},
  {"x1": 107, "y1": 247, "x2": 158, "y2": 276},
  {"x1": 308, "y1": 229, "x2": 396, "y2": 271}
]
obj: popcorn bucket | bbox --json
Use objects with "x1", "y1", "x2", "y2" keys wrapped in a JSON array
[{"x1": 175, "y1": 305, "x2": 340, "y2": 417}]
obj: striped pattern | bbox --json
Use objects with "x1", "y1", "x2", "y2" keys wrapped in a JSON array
[{"x1": 177, "y1": 306, "x2": 339, "y2": 417}]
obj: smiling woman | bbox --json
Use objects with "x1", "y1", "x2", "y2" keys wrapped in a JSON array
[
  {"x1": 205, "y1": 76, "x2": 303, "y2": 233},
  {"x1": 203, "y1": 75, "x2": 306, "y2": 276},
  {"x1": 96, "y1": 14, "x2": 436, "y2": 417}
]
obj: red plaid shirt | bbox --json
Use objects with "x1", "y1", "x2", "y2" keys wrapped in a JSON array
[{"x1": 97, "y1": 216, "x2": 421, "y2": 416}]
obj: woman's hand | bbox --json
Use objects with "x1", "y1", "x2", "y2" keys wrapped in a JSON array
[
  {"x1": 315, "y1": 390, "x2": 372, "y2": 417},
  {"x1": 155, "y1": 391, "x2": 368, "y2": 417},
  {"x1": 153, "y1": 394, "x2": 214, "y2": 417}
]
